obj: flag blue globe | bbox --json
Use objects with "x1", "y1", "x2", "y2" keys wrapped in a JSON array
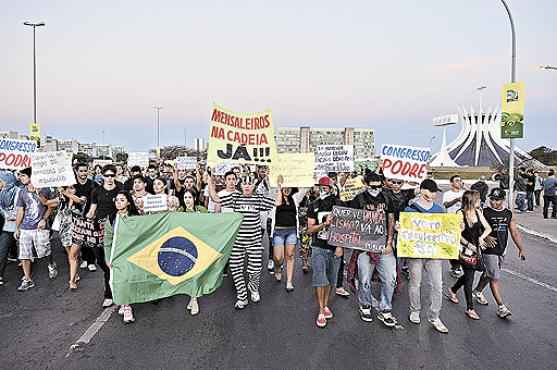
[{"x1": 157, "y1": 237, "x2": 198, "y2": 277}]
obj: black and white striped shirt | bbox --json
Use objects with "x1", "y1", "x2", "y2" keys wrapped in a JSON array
[{"x1": 220, "y1": 193, "x2": 275, "y2": 245}]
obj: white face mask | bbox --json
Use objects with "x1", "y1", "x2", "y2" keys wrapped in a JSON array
[
  {"x1": 368, "y1": 188, "x2": 381, "y2": 197},
  {"x1": 319, "y1": 191, "x2": 330, "y2": 200}
]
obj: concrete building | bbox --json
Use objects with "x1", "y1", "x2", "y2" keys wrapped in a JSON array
[
  {"x1": 276, "y1": 127, "x2": 375, "y2": 159},
  {"x1": 58, "y1": 139, "x2": 80, "y2": 154}
]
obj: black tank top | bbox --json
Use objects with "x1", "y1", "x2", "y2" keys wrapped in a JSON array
[{"x1": 462, "y1": 210, "x2": 483, "y2": 247}]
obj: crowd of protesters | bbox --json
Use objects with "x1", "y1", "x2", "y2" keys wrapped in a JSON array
[{"x1": 0, "y1": 159, "x2": 531, "y2": 331}]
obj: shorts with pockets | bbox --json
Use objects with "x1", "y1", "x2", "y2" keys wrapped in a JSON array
[
  {"x1": 18, "y1": 229, "x2": 51, "y2": 260},
  {"x1": 311, "y1": 246, "x2": 340, "y2": 287},
  {"x1": 273, "y1": 228, "x2": 298, "y2": 247},
  {"x1": 483, "y1": 254, "x2": 504, "y2": 280}
]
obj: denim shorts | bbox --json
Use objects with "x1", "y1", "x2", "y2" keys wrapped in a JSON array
[
  {"x1": 273, "y1": 228, "x2": 298, "y2": 247},
  {"x1": 311, "y1": 246, "x2": 340, "y2": 287}
]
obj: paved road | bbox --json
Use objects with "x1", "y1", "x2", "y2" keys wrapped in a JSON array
[{"x1": 1, "y1": 232, "x2": 556, "y2": 370}]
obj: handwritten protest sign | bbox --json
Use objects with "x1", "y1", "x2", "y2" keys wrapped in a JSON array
[
  {"x1": 127, "y1": 152, "x2": 150, "y2": 169},
  {"x1": 327, "y1": 206, "x2": 387, "y2": 253},
  {"x1": 339, "y1": 177, "x2": 365, "y2": 202},
  {"x1": 211, "y1": 163, "x2": 234, "y2": 176},
  {"x1": 315, "y1": 145, "x2": 354, "y2": 176},
  {"x1": 30, "y1": 151, "x2": 76, "y2": 188},
  {"x1": 176, "y1": 156, "x2": 197, "y2": 171},
  {"x1": 0, "y1": 138, "x2": 37, "y2": 170},
  {"x1": 270, "y1": 153, "x2": 315, "y2": 188},
  {"x1": 92, "y1": 159, "x2": 113, "y2": 169},
  {"x1": 380, "y1": 144, "x2": 430, "y2": 183},
  {"x1": 143, "y1": 194, "x2": 168, "y2": 213},
  {"x1": 207, "y1": 104, "x2": 278, "y2": 168},
  {"x1": 72, "y1": 215, "x2": 105, "y2": 246},
  {"x1": 397, "y1": 212, "x2": 460, "y2": 259}
]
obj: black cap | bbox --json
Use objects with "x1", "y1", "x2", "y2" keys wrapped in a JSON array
[
  {"x1": 420, "y1": 179, "x2": 441, "y2": 192},
  {"x1": 489, "y1": 187, "x2": 506, "y2": 200},
  {"x1": 19, "y1": 167, "x2": 32, "y2": 177}
]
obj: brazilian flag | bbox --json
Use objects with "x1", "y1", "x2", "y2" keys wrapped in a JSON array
[{"x1": 106, "y1": 212, "x2": 243, "y2": 305}]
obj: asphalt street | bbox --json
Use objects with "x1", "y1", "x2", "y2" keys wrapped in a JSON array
[{"x1": 1, "y1": 231, "x2": 556, "y2": 370}]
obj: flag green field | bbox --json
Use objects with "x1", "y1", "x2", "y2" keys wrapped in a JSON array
[{"x1": 107, "y1": 212, "x2": 243, "y2": 305}]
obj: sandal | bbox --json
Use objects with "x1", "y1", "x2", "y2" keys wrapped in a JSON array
[{"x1": 69, "y1": 281, "x2": 78, "y2": 291}]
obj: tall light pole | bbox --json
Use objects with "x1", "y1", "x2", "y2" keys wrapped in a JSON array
[
  {"x1": 23, "y1": 21, "x2": 45, "y2": 143},
  {"x1": 153, "y1": 105, "x2": 163, "y2": 157},
  {"x1": 500, "y1": 0, "x2": 517, "y2": 209}
]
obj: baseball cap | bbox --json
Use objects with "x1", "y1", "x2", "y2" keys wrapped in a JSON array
[
  {"x1": 317, "y1": 176, "x2": 333, "y2": 187},
  {"x1": 489, "y1": 188, "x2": 506, "y2": 200},
  {"x1": 420, "y1": 179, "x2": 441, "y2": 193}
]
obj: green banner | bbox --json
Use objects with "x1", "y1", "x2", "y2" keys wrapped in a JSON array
[
  {"x1": 501, "y1": 82, "x2": 525, "y2": 139},
  {"x1": 107, "y1": 212, "x2": 243, "y2": 304}
]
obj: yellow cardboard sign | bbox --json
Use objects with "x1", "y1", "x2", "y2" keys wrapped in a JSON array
[
  {"x1": 29, "y1": 122, "x2": 41, "y2": 142},
  {"x1": 207, "y1": 104, "x2": 278, "y2": 168},
  {"x1": 397, "y1": 212, "x2": 461, "y2": 259},
  {"x1": 270, "y1": 152, "x2": 315, "y2": 188},
  {"x1": 339, "y1": 177, "x2": 365, "y2": 202}
]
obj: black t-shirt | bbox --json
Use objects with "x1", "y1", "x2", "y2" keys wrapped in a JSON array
[
  {"x1": 349, "y1": 191, "x2": 393, "y2": 244},
  {"x1": 275, "y1": 198, "x2": 297, "y2": 228},
  {"x1": 381, "y1": 188, "x2": 408, "y2": 222},
  {"x1": 526, "y1": 175, "x2": 536, "y2": 192},
  {"x1": 483, "y1": 206, "x2": 513, "y2": 256},
  {"x1": 74, "y1": 179, "x2": 97, "y2": 214},
  {"x1": 307, "y1": 196, "x2": 339, "y2": 250},
  {"x1": 91, "y1": 184, "x2": 121, "y2": 220}
]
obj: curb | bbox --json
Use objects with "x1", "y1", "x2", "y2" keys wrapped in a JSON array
[{"x1": 517, "y1": 224, "x2": 557, "y2": 245}]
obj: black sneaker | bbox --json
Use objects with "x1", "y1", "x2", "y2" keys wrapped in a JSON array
[
  {"x1": 359, "y1": 305, "x2": 373, "y2": 322},
  {"x1": 17, "y1": 279, "x2": 35, "y2": 292},
  {"x1": 377, "y1": 311, "x2": 397, "y2": 328}
]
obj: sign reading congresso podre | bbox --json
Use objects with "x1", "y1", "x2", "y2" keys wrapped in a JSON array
[{"x1": 0, "y1": 138, "x2": 37, "y2": 170}]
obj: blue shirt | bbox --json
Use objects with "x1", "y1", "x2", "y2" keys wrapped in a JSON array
[
  {"x1": 16, "y1": 187, "x2": 53, "y2": 230},
  {"x1": 543, "y1": 177, "x2": 557, "y2": 196},
  {"x1": 404, "y1": 202, "x2": 446, "y2": 214}
]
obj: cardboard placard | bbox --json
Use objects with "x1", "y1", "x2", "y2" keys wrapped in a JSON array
[
  {"x1": 72, "y1": 215, "x2": 105, "y2": 247},
  {"x1": 315, "y1": 145, "x2": 354, "y2": 175},
  {"x1": 327, "y1": 206, "x2": 387, "y2": 253},
  {"x1": 339, "y1": 177, "x2": 365, "y2": 202},
  {"x1": 127, "y1": 152, "x2": 150, "y2": 169},
  {"x1": 270, "y1": 152, "x2": 315, "y2": 188},
  {"x1": 176, "y1": 156, "x2": 197, "y2": 171},
  {"x1": 380, "y1": 144, "x2": 430, "y2": 183},
  {"x1": 30, "y1": 151, "x2": 76, "y2": 188},
  {"x1": 397, "y1": 212, "x2": 460, "y2": 259},
  {"x1": 143, "y1": 194, "x2": 168, "y2": 213},
  {"x1": 0, "y1": 138, "x2": 37, "y2": 170}
]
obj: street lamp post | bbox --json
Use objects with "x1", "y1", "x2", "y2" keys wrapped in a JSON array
[
  {"x1": 23, "y1": 21, "x2": 45, "y2": 139},
  {"x1": 153, "y1": 105, "x2": 163, "y2": 157},
  {"x1": 500, "y1": 0, "x2": 517, "y2": 209}
]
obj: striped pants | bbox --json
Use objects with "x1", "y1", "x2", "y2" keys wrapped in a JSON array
[{"x1": 229, "y1": 241, "x2": 263, "y2": 301}]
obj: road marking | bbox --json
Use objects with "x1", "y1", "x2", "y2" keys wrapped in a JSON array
[
  {"x1": 66, "y1": 306, "x2": 116, "y2": 358},
  {"x1": 517, "y1": 224, "x2": 557, "y2": 245},
  {"x1": 502, "y1": 268, "x2": 557, "y2": 293}
]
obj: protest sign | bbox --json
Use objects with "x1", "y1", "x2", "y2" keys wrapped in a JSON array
[
  {"x1": 380, "y1": 144, "x2": 430, "y2": 183},
  {"x1": 315, "y1": 145, "x2": 354, "y2": 175},
  {"x1": 143, "y1": 194, "x2": 168, "y2": 213},
  {"x1": 354, "y1": 158, "x2": 379, "y2": 174},
  {"x1": 72, "y1": 215, "x2": 105, "y2": 246},
  {"x1": 0, "y1": 138, "x2": 37, "y2": 170},
  {"x1": 207, "y1": 104, "x2": 278, "y2": 168},
  {"x1": 501, "y1": 82, "x2": 525, "y2": 139},
  {"x1": 270, "y1": 153, "x2": 315, "y2": 188},
  {"x1": 339, "y1": 177, "x2": 365, "y2": 202},
  {"x1": 176, "y1": 156, "x2": 197, "y2": 171},
  {"x1": 92, "y1": 159, "x2": 113, "y2": 169},
  {"x1": 327, "y1": 206, "x2": 387, "y2": 253},
  {"x1": 397, "y1": 212, "x2": 460, "y2": 259},
  {"x1": 30, "y1": 151, "x2": 76, "y2": 188},
  {"x1": 211, "y1": 163, "x2": 234, "y2": 176},
  {"x1": 127, "y1": 152, "x2": 150, "y2": 168}
]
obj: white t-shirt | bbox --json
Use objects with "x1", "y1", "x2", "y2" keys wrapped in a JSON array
[
  {"x1": 204, "y1": 185, "x2": 216, "y2": 212},
  {"x1": 442, "y1": 189, "x2": 465, "y2": 213}
]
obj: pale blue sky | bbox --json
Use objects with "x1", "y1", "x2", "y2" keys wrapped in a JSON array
[{"x1": 2, "y1": 0, "x2": 556, "y2": 152}]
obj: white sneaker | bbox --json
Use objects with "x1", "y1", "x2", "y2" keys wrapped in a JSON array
[
  {"x1": 122, "y1": 305, "x2": 135, "y2": 323},
  {"x1": 118, "y1": 305, "x2": 125, "y2": 315},
  {"x1": 497, "y1": 304, "x2": 512, "y2": 319},
  {"x1": 472, "y1": 291, "x2": 489, "y2": 306},
  {"x1": 267, "y1": 260, "x2": 275, "y2": 273},
  {"x1": 80, "y1": 261, "x2": 88, "y2": 269},
  {"x1": 102, "y1": 298, "x2": 113, "y2": 308},
  {"x1": 188, "y1": 297, "x2": 199, "y2": 316},
  {"x1": 48, "y1": 263, "x2": 58, "y2": 280},
  {"x1": 429, "y1": 318, "x2": 449, "y2": 334},
  {"x1": 234, "y1": 299, "x2": 249, "y2": 310},
  {"x1": 409, "y1": 311, "x2": 421, "y2": 324},
  {"x1": 249, "y1": 288, "x2": 261, "y2": 303},
  {"x1": 88, "y1": 264, "x2": 97, "y2": 272}
]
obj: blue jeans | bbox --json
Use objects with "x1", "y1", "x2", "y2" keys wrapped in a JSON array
[
  {"x1": 357, "y1": 252, "x2": 397, "y2": 312},
  {"x1": 515, "y1": 192, "x2": 526, "y2": 212}
]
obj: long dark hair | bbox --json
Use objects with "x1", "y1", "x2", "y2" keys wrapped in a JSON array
[{"x1": 109, "y1": 191, "x2": 139, "y2": 224}]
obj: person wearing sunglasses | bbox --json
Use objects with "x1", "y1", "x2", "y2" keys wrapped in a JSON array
[
  {"x1": 207, "y1": 172, "x2": 278, "y2": 310},
  {"x1": 86, "y1": 164, "x2": 122, "y2": 308},
  {"x1": 73, "y1": 163, "x2": 98, "y2": 272}
]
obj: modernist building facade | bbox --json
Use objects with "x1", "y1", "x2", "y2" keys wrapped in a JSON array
[{"x1": 276, "y1": 127, "x2": 375, "y2": 159}]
